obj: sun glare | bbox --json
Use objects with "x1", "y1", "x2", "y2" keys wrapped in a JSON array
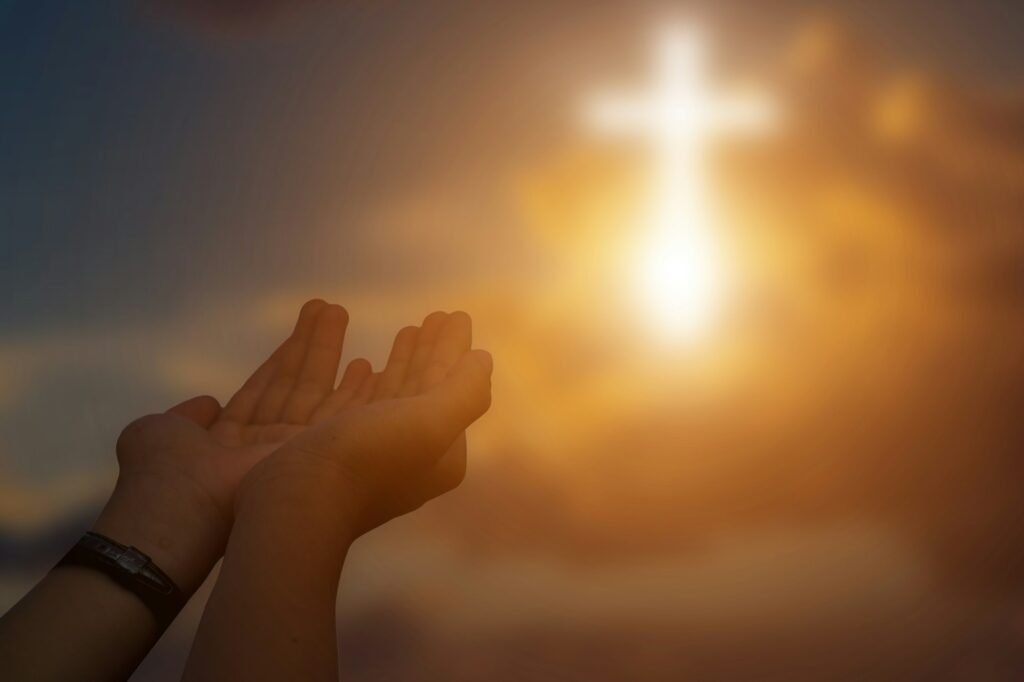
[
  {"x1": 585, "y1": 24, "x2": 778, "y2": 343},
  {"x1": 637, "y1": 229, "x2": 721, "y2": 340}
]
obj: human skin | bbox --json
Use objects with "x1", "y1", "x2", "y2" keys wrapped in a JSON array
[
  {"x1": 0, "y1": 301, "x2": 483, "y2": 682},
  {"x1": 181, "y1": 313, "x2": 493, "y2": 681}
]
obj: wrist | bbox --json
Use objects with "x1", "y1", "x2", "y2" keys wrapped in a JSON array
[
  {"x1": 92, "y1": 472, "x2": 230, "y2": 594},
  {"x1": 238, "y1": 453, "x2": 364, "y2": 524},
  {"x1": 233, "y1": 459, "x2": 362, "y2": 572}
]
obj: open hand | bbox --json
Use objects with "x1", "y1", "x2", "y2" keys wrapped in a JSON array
[
  {"x1": 94, "y1": 300, "x2": 487, "y2": 590},
  {"x1": 236, "y1": 312, "x2": 492, "y2": 540},
  {"x1": 94, "y1": 300, "x2": 354, "y2": 590}
]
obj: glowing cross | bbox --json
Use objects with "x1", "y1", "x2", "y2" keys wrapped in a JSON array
[{"x1": 586, "y1": 25, "x2": 778, "y2": 339}]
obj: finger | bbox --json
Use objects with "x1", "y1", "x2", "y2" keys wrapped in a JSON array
[
  {"x1": 418, "y1": 311, "x2": 472, "y2": 393},
  {"x1": 340, "y1": 357, "x2": 373, "y2": 392},
  {"x1": 398, "y1": 311, "x2": 448, "y2": 398},
  {"x1": 281, "y1": 304, "x2": 349, "y2": 424},
  {"x1": 310, "y1": 358, "x2": 373, "y2": 424},
  {"x1": 371, "y1": 325, "x2": 419, "y2": 401},
  {"x1": 167, "y1": 395, "x2": 222, "y2": 428},
  {"x1": 221, "y1": 299, "x2": 325, "y2": 425},
  {"x1": 312, "y1": 355, "x2": 489, "y2": 479},
  {"x1": 407, "y1": 349, "x2": 492, "y2": 455},
  {"x1": 351, "y1": 372, "x2": 379, "y2": 406},
  {"x1": 217, "y1": 355, "x2": 277, "y2": 426},
  {"x1": 252, "y1": 299, "x2": 327, "y2": 424}
]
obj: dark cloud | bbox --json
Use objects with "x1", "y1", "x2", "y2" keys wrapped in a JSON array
[{"x1": 152, "y1": 0, "x2": 324, "y2": 29}]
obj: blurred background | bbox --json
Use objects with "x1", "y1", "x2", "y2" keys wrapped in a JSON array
[{"x1": 2, "y1": 1, "x2": 1024, "y2": 679}]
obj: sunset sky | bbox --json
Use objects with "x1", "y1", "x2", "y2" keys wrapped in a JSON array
[{"x1": 2, "y1": 1, "x2": 1024, "y2": 680}]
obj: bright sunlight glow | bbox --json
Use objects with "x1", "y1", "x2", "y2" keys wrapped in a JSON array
[
  {"x1": 586, "y1": 24, "x2": 778, "y2": 342},
  {"x1": 637, "y1": 228, "x2": 720, "y2": 339}
]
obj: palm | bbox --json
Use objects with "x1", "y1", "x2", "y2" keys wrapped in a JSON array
[
  {"x1": 161, "y1": 300, "x2": 471, "y2": 526},
  {"x1": 336, "y1": 309, "x2": 474, "y2": 531}
]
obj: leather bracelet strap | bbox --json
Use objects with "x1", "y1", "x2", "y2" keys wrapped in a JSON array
[{"x1": 55, "y1": 531, "x2": 186, "y2": 628}]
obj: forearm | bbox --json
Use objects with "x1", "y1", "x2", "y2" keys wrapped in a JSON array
[
  {"x1": 0, "y1": 477, "x2": 226, "y2": 682},
  {"x1": 0, "y1": 565, "x2": 161, "y2": 682},
  {"x1": 182, "y1": 471, "x2": 358, "y2": 682}
]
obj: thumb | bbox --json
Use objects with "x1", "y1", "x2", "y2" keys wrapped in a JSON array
[{"x1": 167, "y1": 395, "x2": 222, "y2": 428}]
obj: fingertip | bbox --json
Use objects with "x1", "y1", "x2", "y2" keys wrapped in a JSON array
[
  {"x1": 470, "y1": 349, "x2": 493, "y2": 376},
  {"x1": 449, "y1": 311, "x2": 473, "y2": 346},
  {"x1": 348, "y1": 357, "x2": 372, "y2": 373},
  {"x1": 322, "y1": 303, "x2": 349, "y2": 327},
  {"x1": 301, "y1": 298, "x2": 327, "y2": 315},
  {"x1": 422, "y1": 310, "x2": 448, "y2": 328},
  {"x1": 392, "y1": 325, "x2": 420, "y2": 351},
  {"x1": 339, "y1": 358, "x2": 373, "y2": 390},
  {"x1": 449, "y1": 311, "x2": 472, "y2": 334},
  {"x1": 194, "y1": 394, "x2": 223, "y2": 411},
  {"x1": 294, "y1": 298, "x2": 328, "y2": 331},
  {"x1": 167, "y1": 394, "x2": 223, "y2": 427}
]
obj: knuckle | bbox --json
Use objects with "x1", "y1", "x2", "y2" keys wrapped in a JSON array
[
  {"x1": 292, "y1": 379, "x2": 324, "y2": 396},
  {"x1": 424, "y1": 361, "x2": 448, "y2": 380},
  {"x1": 116, "y1": 413, "x2": 166, "y2": 457},
  {"x1": 308, "y1": 337, "x2": 339, "y2": 353}
]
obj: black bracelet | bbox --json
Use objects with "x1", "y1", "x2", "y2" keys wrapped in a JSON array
[{"x1": 55, "y1": 531, "x2": 186, "y2": 628}]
